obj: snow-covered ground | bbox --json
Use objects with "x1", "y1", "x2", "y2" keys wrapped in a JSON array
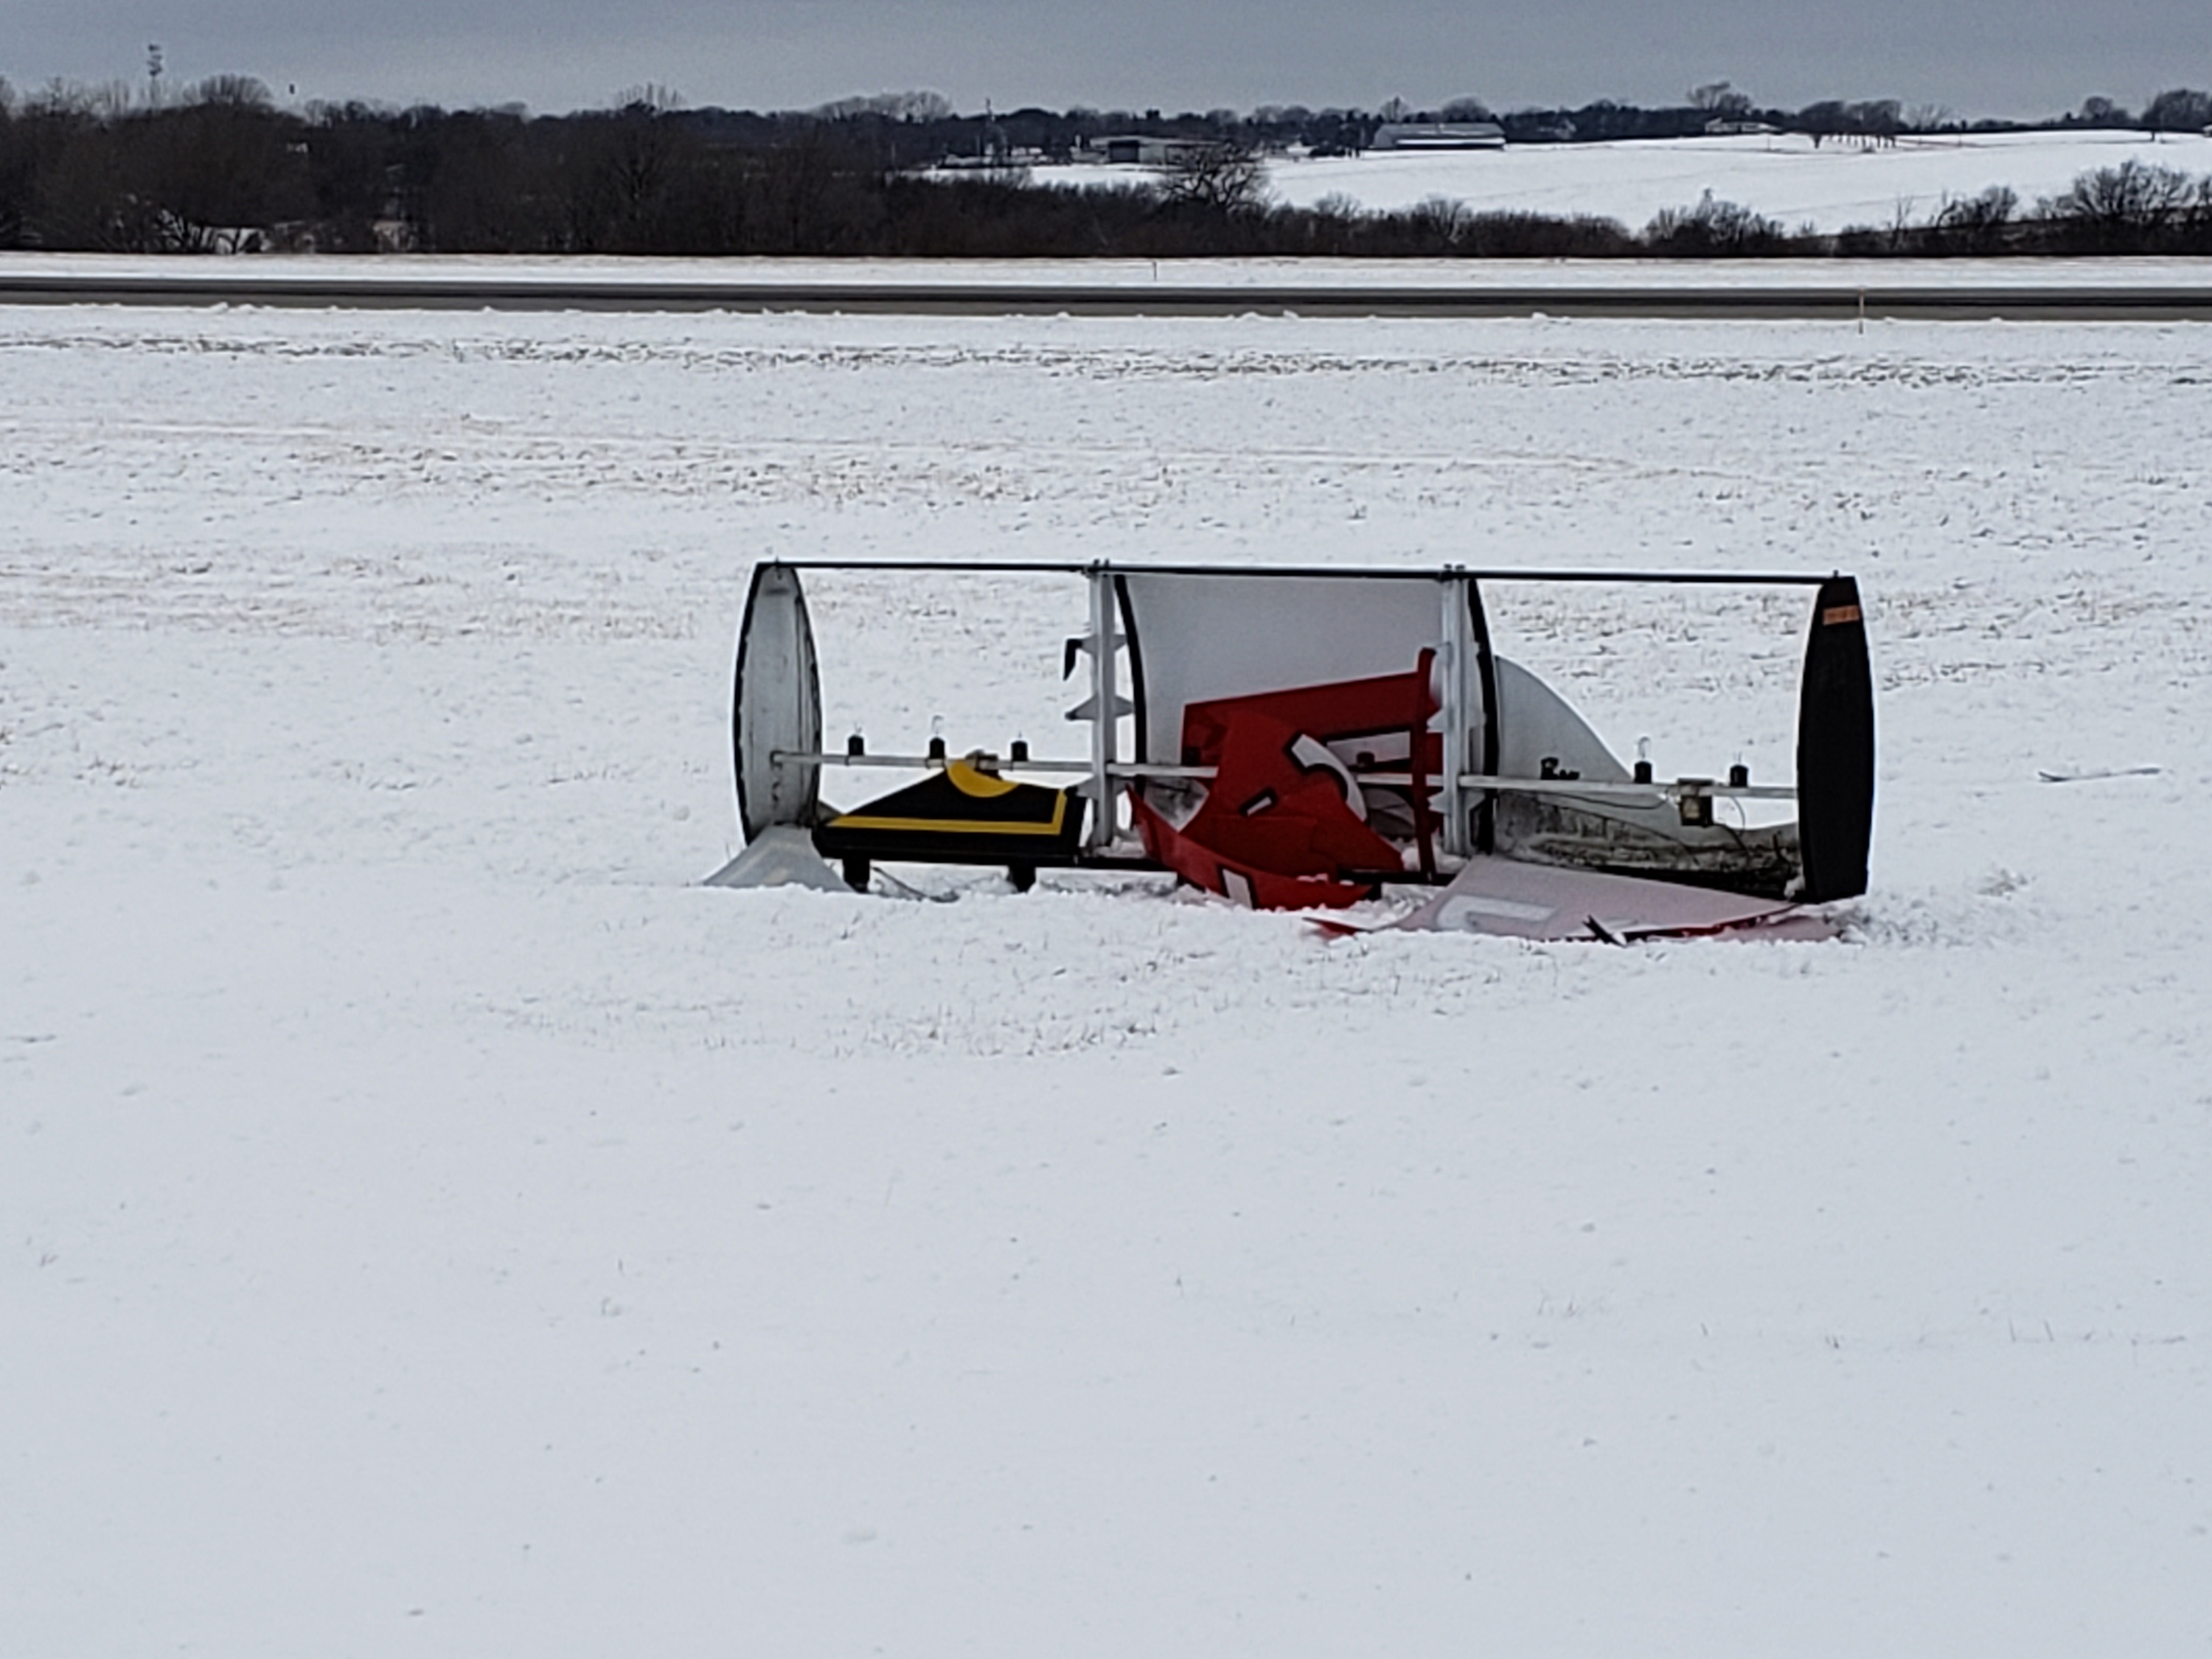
[
  {"x1": 4, "y1": 300, "x2": 2211, "y2": 1655},
  {"x1": 1250, "y1": 128, "x2": 2212, "y2": 234}
]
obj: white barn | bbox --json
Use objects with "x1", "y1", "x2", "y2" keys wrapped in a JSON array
[{"x1": 1369, "y1": 121, "x2": 1506, "y2": 150}]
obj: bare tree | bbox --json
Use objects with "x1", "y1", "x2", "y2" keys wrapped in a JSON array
[
  {"x1": 2046, "y1": 160, "x2": 2199, "y2": 232},
  {"x1": 614, "y1": 83, "x2": 684, "y2": 114},
  {"x1": 189, "y1": 74, "x2": 274, "y2": 110},
  {"x1": 0, "y1": 81, "x2": 24, "y2": 246},
  {"x1": 2143, "y1": 88, "x2": 2212, "y2": 138},
  {"x1": 812, "y1": 91, "x2": 951, "y2": 122},
  {"x1": 1407, "y1": 194, "x2": 1471, "y2": 246},
  {"x1": 1645, "y1": 190, "x2": 1784, "y2": 254},
  {"x1": 1935, "y1": 185, "x2": 2018, "y2": 251},
  {"x1": 1155, "y1": 139, "x2": 1265, "y2": 214},
  {"x1": 1854, "y1": 100, "x2": 1903, "y2": 142}
]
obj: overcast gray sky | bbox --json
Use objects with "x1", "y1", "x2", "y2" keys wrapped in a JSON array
[{"x1": 7, "y1": 0, "x2": 2207, "y2": 118}]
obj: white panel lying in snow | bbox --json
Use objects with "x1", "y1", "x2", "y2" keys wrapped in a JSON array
[{"x1": 1394, "y1": 855, "x2": 1836, "y2": 942}]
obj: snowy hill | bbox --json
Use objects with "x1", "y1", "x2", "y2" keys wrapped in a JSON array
[{"x1": 1247, "y1": 128, "x2": 2212, "y2": 233}]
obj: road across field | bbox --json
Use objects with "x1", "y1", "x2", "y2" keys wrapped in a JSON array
[{"x1": 6, "y1": 267, "x2": 2212, "y2": 319}]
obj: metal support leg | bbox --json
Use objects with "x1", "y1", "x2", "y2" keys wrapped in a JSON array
[
  {"x1": 1088, "y1": 570, "x2": 1117, "y2": 849},
  {"x1": 1437, "y1": 575, "x2": 1474, "y2": 857}
]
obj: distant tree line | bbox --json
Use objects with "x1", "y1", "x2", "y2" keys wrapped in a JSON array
[
  {"x1": 1643, "y1": 164, "x2": 2212, "y2": 255},
  {"x1": 2, "y1": 74, "x2": 2210, "y2": 257}
]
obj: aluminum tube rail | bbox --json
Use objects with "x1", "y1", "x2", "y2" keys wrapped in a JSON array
[
  {"x1": 773, "y1": 750, "x2": 1796, "y2": 799},
  {"x1": 777, "y1": 558, "x2": 1836, "y2": 585}
]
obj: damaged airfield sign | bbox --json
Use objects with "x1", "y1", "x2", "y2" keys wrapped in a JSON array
[{"x1": 708, "y1": 560, "x2": 1874, "y2": 940}]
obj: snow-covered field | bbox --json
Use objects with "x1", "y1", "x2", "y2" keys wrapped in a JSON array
[
  {"x1": 4, "y1": 300, "x2": 2211, "y2": 1654},
  {"x1": 1246, "y1": 128, "x2": 2212, "y2": 234}
]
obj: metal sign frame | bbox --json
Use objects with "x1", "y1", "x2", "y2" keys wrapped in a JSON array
[{"x1": 730, "y1": 560, "x2": 1871, "y2": 898}]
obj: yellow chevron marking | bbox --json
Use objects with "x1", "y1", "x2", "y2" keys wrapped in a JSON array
[
  {"x1": 946, "y1": 759, "x2": 1020, "y2": 798},
  {"x1": 830, "y1": 793, "x2": 1068, "y2": 837}
]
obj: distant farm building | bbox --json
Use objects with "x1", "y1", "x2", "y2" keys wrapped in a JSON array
[
  {"x1": 1369, "y1": 122, "x2": 1506, "y2": 150},
  {"x1": 1096, "y1": 136, "x2": 1214, "y2": 165}
]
